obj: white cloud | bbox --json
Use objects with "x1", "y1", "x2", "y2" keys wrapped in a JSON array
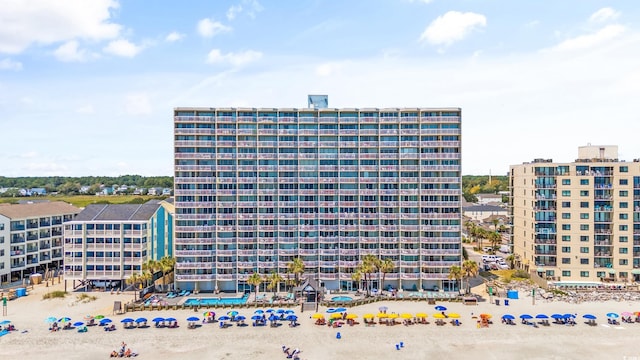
[
  {"x1": 53, "y1": 40, "x2": 90, "y2": 62},
  {"x1": 244, "y1": 0, "x2": 264, "y2": 19},
  {"x1": 124, "y1": 93, "x2": 152, "y2": 115},
  {"x1": 165, "y1": 31, "x2": 185, "y2": 42},
  {"x1": 227, "y1": 5, "x2": 243, "y2": 20},
  {"x1": 0, "y1": 58, "x2": 22, "y2": 71},
  {"x1": 20, "y1": 151, "x2": 39, "y2": 159},
  {"x1": 420, "y1": 11, "x2": 487, "y2": 46},
  {"x1": 408, "y1": 0, "x2": 433, "y2": 3},
  {"x1": 589, "y1": 7, "x2": 620, "y2": 23},
  {"x1": 524, "y1": 20, "x2": 540, "y2": 28},
  {"x1": 206, "y1": 49, "x2": 262, "y2": 67},
  {"x1": 197, "y1": 18, "x2": 231, "y2": 38},
  {"x1": 76, "y1": 104, "x2": 95, "y2": 114},
  {"x1": 103, "y1": 39, "x2": 142, "y2": 57},
  {"x1": 315, "y1": 62, "x2": 343, "y2": 77},
  {"x1": 0, "y1": 0, "x2": 121, "y2": 54},
  {"x1": 547, "y1": 25, "x2": 625, "y2": 52}
]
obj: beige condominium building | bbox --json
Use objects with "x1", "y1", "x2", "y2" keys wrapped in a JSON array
[{"x1": 509, "y1": 145, "x2": 640, "y2": 284}]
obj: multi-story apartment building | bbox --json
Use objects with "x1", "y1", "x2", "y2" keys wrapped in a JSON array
[
  {"x1": 63, "y1": 201, "x2": 173, "y2": 289},
  {"x1": 0, "y1": 201, "x2": 80, "y2": 283},
  {"x1": 509, "y1": 145, "x2": 640, "y2": 283},
  {"x1": 174, "y1": 105, "x2": 463, "y2": 292}
]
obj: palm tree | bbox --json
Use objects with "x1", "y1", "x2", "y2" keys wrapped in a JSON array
[
  {"x1": 360, "y1": 255, "x2": 379, "y2": 296},
  {"x1": 488, "y1": 231, "x2": 501, "y2": 253},
  {"x1": 464, "y1": 220, "x2": 476, "y2": 243},
  {"x1": 448, "y1": 265, "x2": 463, "y2": 293},
  {"x1": 506, "y1": 254, "x2": 515, "y2": 269},
  {"x1": 247, "y1": 272, "x2": 263, "y2": 302},
  {"x1": 266, "y1": 271, "x2": 283, "y2": 298},
  {"x1": 378, "y1": 258, "x2": 394, "y2": 291},
  {"x1": 462, "y1": 260, "x2": 479, "y2": 294},
  {"x1": 491, "y1": 218, "x2": 500, "y2": 233},
  {"x1": 351, "y1": 271, "x2": 362, "y2": 292},
  {"x1": 475, "y1": 227, "x2": 487, "y2": 251},
  {"x1": 159, "y1": 256, "x2": 176, "y2": 290},
  {"x1": 286, "y1": 257, "x2": 305, "y2": 287},
  {"x1": 125, "y1": 273, "x2": 142, "y2": 301}
]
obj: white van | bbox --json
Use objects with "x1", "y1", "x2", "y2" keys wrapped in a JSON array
[{"x1": 482, "y1": 255, "x2": 500, "y2": 262}]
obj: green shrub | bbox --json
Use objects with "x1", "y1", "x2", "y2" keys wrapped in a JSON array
[
  {"x1": 76, "y1": 293, "x2": 97, "y2": 303},
  {"x1": 512, "y1": 270, "x2": 530, "y2": 279},
  {"x1": 42, "y1": 290, "x2": 67, "y2": 299}
]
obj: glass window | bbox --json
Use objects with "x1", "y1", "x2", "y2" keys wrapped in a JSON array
[
  {"x1": 580, "y1": 179, "x2": 589, "y2": 185},
  {"x1": 562, "y1": 190, "x2": 571, "y2": 196},
  {"x1": 620, "y1": 202, "x2": 628, "y2": 208},
  {"x1": 562, "y1": 247, "x2": 571, "y2": 253},
  {"x1": 580, "y1": 213, "x2": 589, "y2": 219},
  {"x1": 562, "y1": 270, "x2": 571, "y2": 277},
  {"x1": 580, "y1": 271, "x2": 589, "y2": 277},
  {"x1": 580, "y1": 202, "x2": 589, "y2": 208},
  {"x1": 619, "y1": 213, "x2": 628, "y2": 220},
  {"x1": 562, "y1": 224, "x2": 571, "y2": 230},
  {"x1": 562, "y1": 213, "x2": 571, "y2": 219},
  {"x1": 620, "y1": 190, "x2": 628, "y2": 197},
  {"x1": 580, "y1": 190, "x2": 589, "y2": 196},
  {"x1": 620, "y1": 166, "x2": 628, "y2": 173},
  {"x1": 580, "y1": 247, "x2": 589, "y2": 253},
  {"x1": 620, "y1": 225, "x2": 628, "y2": 231},
  {"x1": 620, "y1": 259, "x2": 628, "y2": 266},
  {"x1": 562, "y1": 202, "x2": 571, "y2": 208},
  {"x1": 562, "y1": 258, "x2": 571, "y2": 264},
  {"x1": 561, "y1": 179, "x2": 570, "y2": 185},
  {"x1": 580, "y1": 236, "x2": 589, "y2": 242},
  {"x1": 619, "y1": 247, "x2": 628, "y2": 254},
  {"x1": 580, "y1": 224, "x2": 589, "y2": 231},
  {"x1": 620, "y1": 179, "x2": 628, "y2": 185},
  {"x1": 561, "y1": 235, "x2": 571, "y2": 242},
  {"x1": 619, "y1": 236, "x2": 628, "y2": 243},
  {"x1": 580, "y1": 258, "x2": 589, "y2": 265}
]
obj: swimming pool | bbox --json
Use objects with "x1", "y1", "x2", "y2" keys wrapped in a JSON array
[
  {"x1": 331, "y1": 296, "x2": 353, "y2": 302},
  {"x1": 184, "y1": 293, "x2": 249, "y2": 306}
]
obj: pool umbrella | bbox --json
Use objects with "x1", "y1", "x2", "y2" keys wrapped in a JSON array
[
  {"x1": 152, "y1": 317, "x2": 165, "y2": 323},
  {"x1": 121, "y1": 318, "x2": 134, "y2": 323},
  {"x1": 345, "y1": 314, "x2": 358, "y2": 320},
  {"x1": 94, "y1": 315, "x2": 105, "y2": 320},
  {"x1": 58, "y1": 317, "x2": 71, "y2": 323},
  {"x1": 311, "y1": 313, "x2": 324, "y2": 319},
  {"x1": 416, "y1": 313, "x2": 428, "y2": 318},
  {"x1": 286, "y1": 315, "x2": 298, "y2": 321},
  {"x1": 551, "y1": 314, "x2": 564, "y2": 319},
  {"x1": 73, "y1": 321, "x2": 84, "y2": 327},
  {"x1": 448, "y1": 313, "x2": 461, "y2": 319},
  {"x1": 607, "y1": 313, "x2": 619, "y2": 319},
  {"x1": 254, "y1": 310, "x2": 264, "y2": 314},
  {"x1": 251, "y1": 315, "x2": 262, "y2": 321},
  {"x1": 582, "y1": 314, "x2": 596, "y2": 320},
  {"x1": 165, "y1": 317, "x2": 177, "y2": 322},
  {"x1": 435, "y1": 305, "x2": 447, "y2": 311},
  {"x1": 363, "y1": 314, "x2": 375, "y2": 319},
  {"x1": 520, "y1": 314, "x2": 533, "y2": 319},
  {"x1": 502, "y1": 315, "x2": 515, "y2": 320},
  {"x1": 433, "y1": 313, "x2": 445, "y2": 319},
  {"x1": 187, "y1": 317, "x2": 199, "y2": 322},
  {"x1": 135, "y1": 317, "x2": 147, "y2": 323},
  {"x1": 326, "y1": 308, "x2": 337, "y2": 313},
  {"x1": 218, "y1": 316, "x2": 231, "y2": 321},
  {"x1": 45, "y1": 317, "x2": 57, "y2": 323},
  {"x1": 235, "y1": 315, "x2": 246, "y2": 321},
  {"x1": 400, "y1": 313, "x2": 412, "y2": 319},
  {"x1": 535, "y1": 314, "x2": 549, "y2": 319},
  {"x1": 378, "y1": 306, "x2": 388, "y2": 312}
]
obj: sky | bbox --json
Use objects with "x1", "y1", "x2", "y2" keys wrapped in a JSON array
[{"x1": 1, "y1": 0, "x2": 639, "y2": 177}]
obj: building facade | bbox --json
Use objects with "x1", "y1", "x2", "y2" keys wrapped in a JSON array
[
  {"x1": 509, "y1": 145, "x2": 640, "y2": 283},
  {"x1": 174, "y1": 107, "x2": 462, "y2": 292},
  {"x1": 0, "y1": 201, "x2": 80, "y2": 283},
  {"x1": 63, "y1": 202, "x2": 172, "y2": 288}
]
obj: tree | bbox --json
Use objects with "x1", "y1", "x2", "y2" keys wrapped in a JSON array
[
  {"x1": 448, "y1": 265, "x2": 463, "y2": 293},
  {"x1": 506, "y1": 254, "x2": 515, "y2": 269},
  {"x1": 286, "y1": 257, "x2": 305, "y2": 287},
  {"x1": 475, "y1": 227, "x2": 487, "y2": 251},
  {"x1": 247, "y1": 272, "x2": 263, "y2": 301},
  {"x1": 266, "y1": 271, "x2": 283, "y2": 298},
  {"x1": 351, "y1": 271, "x2": 362, "y2": 292},
  {"x1": 464, "y1": 221, "x2": 476, "y2": 244},
  {"x1": 378, "y1": 258, "x2": 394, "y2": 291},
  {"x1": 125, "y1": 273, "x2": 143, "y2": 301},
  {"x1": 462, "y1": 260, "x2": 479, "y2": 294},
  {"x1": 159, "y1": 256, "x2": 176, "y2": 290},
  {"x1": 358, "y1": 255, "x2": 380, "y2": 296},
  {"x1": 488, "y1": 231, "x2": 502, "y2": 253},
  {"x1": 491, "y1": 218, "x2": 500, "y2": 233}
]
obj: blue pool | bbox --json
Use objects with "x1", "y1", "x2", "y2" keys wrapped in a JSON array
[
  {"x1": 331, "y1": 296, "x2": 353, "y2": 302},
  {"x1": 184, "y1": 293, "x2": 249, "y2": 306}
]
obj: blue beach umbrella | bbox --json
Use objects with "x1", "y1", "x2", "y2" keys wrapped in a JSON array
[
  {"x1": 335, "y1": 307, "x2": 347, "y2": 313},
  {"x1": 606, "y1": 313, "x2": 619, "y2": 319},
  {"x1": 268, "y1": 314, "x2": 279, "y2": 322},
  {"x1": 45, "y1": 317, "x2": 57, "y2": 323},
  {"x1": 519, "y1": 314, "x2": 533, "y2": 319},
  {"x1": 58, "y1": 317, "x2": 71, "y2": 323},
  {"x1": 435, "y1": 306, "x2": 447, "y2": 312},
  {"x1": 135, "y1": 317, "x2": 147, "y2": 323},
  {"x1": 254, "y1": 310, "x2": 264, "y2": 314},
  {"x1": 276, "y1": 309, "x2": 285, "y2": 314},
  {"x1": 551, "y1": 314, "x2": 564, "y2": 319},
  {"x1": 73, "y1": 321, "x2": 84, "y2": 327},
  {"x1": 563, "y1": 314, "x2": 575, "y2": 319},
  {"x1": 218, "y1": 316, "x2": 231, "y2": 321},
  {"x1": 535, "y1": 314, "x2": 549, "y2": 319},
  {"x1": 583, "y1": 314, "x2": 597, "y2": 320},
  {"x1": 228, "y1": 311, "x2": 239, "y2": 317},
  {"x1": 285, "y1": 310, "x2": 295, "y2": 315},
  {"x1": 502, "y1": 314, "x2": 515, "y2": 320},
  {"x1": 152, "y1": 317, "x2": 165, "y2": 323},
  {"x1": 0, "y1": 320, "x2": 11, "y2": 326},
  {"x1": 265, "y1": 309, "x2": 275, "y2": 313},
  {"x1": 235, "y1": 315, "x2": 246, "y2": 321},
  {"x1": 326, "y1": 308, "x2": 337, "y2": 313},
  {"x1": 251, "y1": 315, "x2": 262, "y2": 321},
  {"x1": 121, "y1": 318, "x2": 134, "y2": 323},
  {"x1": 286, "y1": 315, "x2": 298, "y2": 321},
  {"x1": 99, "y1": 319, "x2": 112, "y2": 325},
  {"x1": 165, "y1": 317, "x2": 177, "y2": 322},
  {"x1": 187, "y1": 317, "x2": 199, "y2": 322}
]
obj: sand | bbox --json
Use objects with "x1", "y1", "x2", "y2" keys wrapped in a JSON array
[{"x1": 1, "y1": 281, "x2": 639, "y2": 360}]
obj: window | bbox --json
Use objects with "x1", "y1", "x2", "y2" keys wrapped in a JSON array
[
  {"x1": 620, "y1": 190, "x2": 628, "y2": 197},
  {"x1": 562, "y1": 270, "x2": 571, "y2": 277},
  {"x1": 0, "y1": 224, "x2": 3, "y2": 230},
  {"x1": 620, "y1": 179, "x2": 628, "y2": 185},
  {"x1": 562, "y1": 258, "x2": 571, "y2": 264},
  {"x1": 619, "y1": 236, "x2": 628, "y2": 243},
  {"x1": 580, "y1": 213, "x2": 589, "y2": 219},
  {"x1": 620, "y1": 166, "x2": 628, "y2": 173},
  {"x1": 619, "y1": 213, "x2": 628, "y2": 220},
  {"x1": 620, "y1": 259, "x2": 628, "y2": 266},
  {"x1": 580, "y1": 224, "x2": 589, "y2": 231},
  {"x1": 562, "y1": 246, "x2": 571, "y2": 253},
  {"x1": 562, "y1": 190, "x2": 571, "y2": 196},
  {"x1": 620, "y1": 225, "x2": 628, "y2": 231},
  {"x1": 562, "y1": 235, "x2": 571, "y2": 242},
  {"x1": 580, "y1": 190, "x2": 589, "y2": 196},
  {"x1": 562, "y1": 213, "x2": 571, "y2": 219},
  {"x1": 580, "y1": 258, "x2": 589, "y2": 265},
  {"x1": 562, "y1": 224, "x2": 571, "y2": 230},
  {"x1": 580, "y1": 179, "x2": 589, "y2": 185},
  {"x1": 580, "y1": 271, "x2": 589, "y2": 278},
  {"x1": 619, "y1": 247, "x2": 628, "y2": 254},
  {"x1": 580, "y1": 247, "x2": 589, "y2": 253},
  {"x1": 562, "y1": 202, "x2": 571, "y2": 208},
  {"x1": 620, "y1": 202, "x2": 628, "y2": 208},
  {"x1": 562, "y1": 179, "x2": 571, "y2": 185},
  {"x1": 580, "y1": 235, "x2": 589, "y2": 242}
]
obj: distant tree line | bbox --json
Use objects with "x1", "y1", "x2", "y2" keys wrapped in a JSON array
[
  {"x1": 0, "y1": 175, "x2": 173, "y2": 196},
  {"x1": 462, "y1": 175, "x2": 509, "y2": 203}
]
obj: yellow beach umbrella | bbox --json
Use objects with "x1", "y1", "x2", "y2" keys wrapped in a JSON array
[
  {"x1": 388, "y1": 313, "x2": 399, "y2": 319},
  {"x1": 363, "y1": 314, "x2": 375, "y2": 319},
  {"x1": 312, "y1": 313, "x2": 324, "y2": 319},
  {"x1": 448, "y1": 313, "x2": 461, "y2": 319},
  {"x1": 346, "y1": 314, "x2": 358, "y2": 320},
  {"x1": 433, "y1": 313, "x2": 445, "y2": 319},
  {"x1": 330, "y1": 313, "x2": 343, "y2": 320},
  {"x1": 416, "y1": 312, "x2": 428, "y2": 318},
  {"x1": 377, "y1": 313, "x2": 388, "y2": 318},
  {"x1": 400, "y1": 313, "x2": 413, "y2": 319}
]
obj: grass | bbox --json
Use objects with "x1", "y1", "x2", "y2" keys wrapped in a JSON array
[
  {"x1": 76, "y1": 293, "x2": 97, "y2": 303},
  {"x1": 42, "y1": 290, "x2": 67, "y2": 300},
  {"x1": 0, "y1": 195, "x2": 168, "y2": 207}
]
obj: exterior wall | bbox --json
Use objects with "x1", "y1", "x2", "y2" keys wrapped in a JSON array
[
  {"x1": 463, "y1": 209, "x2": 507, "y2": 222},
  {"x1": 0, "y1": 216, "x2": 9, "y2": 282},
  {"x1": 173, "y1": 107, "x2": 463, "y2": 292},
  {"x1": 510, "y1": 158, "x2": 640, "y2": 283}
]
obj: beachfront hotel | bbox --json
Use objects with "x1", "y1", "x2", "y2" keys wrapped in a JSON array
[
  {"x1": 0, "y1": 201, "x2": 80, "y2": 283},
  {"x1": 509, "y1": 145, "x2": 640, "y2": 283},
  {"x1": 63, "y1": 200, "x2": 174, "y2": 289},
  {"x1": 173, "y1": 99, "x2": 463, "y2": 292}
]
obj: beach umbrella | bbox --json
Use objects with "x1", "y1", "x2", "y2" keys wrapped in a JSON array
[
  {"x1": 400, "y1": 313, "x2": 413, "y2": 319},
  {"x1": 551, "y1": 314, "x2": 564, "y2": 319},
  {"x1": 268, "y1": 314, "x2": 279, "y2": 322},
  {"x1": 286, "y1": 315, "x2": 298, "y2": 321},
  {"x1": 187, "y1": 317, "x2": 199, "y2": 322},
  {"x1": 330, "y1": 313, "x2": 342, "y2": 320},
  {"x1": 535, "y1": 314, "x2": 549, "y2": 319},
  {"x1": 311, "y1": 313, "x2": 324, "y2": 319},
  {"x1": 563, "y1": 314, "x2": 575, "y2": 319},
  {"x1": 203, "y1": 311, "x2": 215, "y2": 317},
  {"x1": 634, "y1": 311, "x2": 640, "y2": 317},
  {"x1": 135, "y1": 317, "x2": 147, "y2": 323},
  {"x1": 607, "y1": 313, "x2": 619, "y2": 319},
  {"x1": 227, "y1": 311, "x2": 239, "y2": 317},
  {"x1": 435, "y1": 305, "x2": 447, "y2": 311},
  {"x1": 285, "y1": 310, "x2": 295, "y2": 315},
  {"x1": 582, "y1": 314, "x2": 596, "y2": 320},
  {"x1": 152, "y1": 317, "x2": 165, "y2": 323},
  {"x1": 448, "y1": 313, "x2": 461, "y2": 319},
  {"x1": 416, "y1": 313, "x2": 428, "y2": 318},
  {"x1": 275, "y1": 309, "x2": 285, "y2": 314},
  {"x1": 99, "y1": 319, "x2": 112, "y2": 325},
  {"x1": 251, "y1": 315, "x2": 262, "y2": 321},
  {"x1": 0, "y1": 320, "x2": 11, "y2": 326},
  {"x1": 502, "y1": 315, "x2": 515, "y2": 320},
  {"x1": 520, "y1": 314, "x2": 533, "y2": 319},
  {"x1": 165, "y1": 317, "x2": 177, "y2": 322},
  {"x1": 218, "y1": 316, "x2": 231, "y2": 321},
  {"x1": 621, "y1": 312, "x2": 633, "y2": 317},
  {"x1": 58, "y1": 317, "x2": 71, "y2": 323},
  {"x1": 346, "y1": 314, "x2": 358, "y2": 320},
  {"x1": 377, "y1": 313, "x2": 388, "y2": 318},
  {"x1": 433, "y1": 313, "x2": 445, "y2": 319},
  {"x1": 121, "y1": 318, "x2": 134, "y2": 323},
  {"x1": 45, "y1": 317, "x2": 57, "y2": 323},
  {"x1": 94, "y1": 315, "x2": 105, "y2": 320},
  {"x1": 83, "y1": 315, "x2": 94, "y2": 321},
  {"x1": 480, "y1": 314, "x2": 492, "y2": 319},
  {"x1": 388, "y1": 313, "x2": 399, "y2": 320},
  {"x1": 265, "y1": 309, "x2": 275, "y2": 313},
  {"x1": 73, "y1": 321, "x2": 84, "y2": 327},
  {"x1": 235, "y1": 315, "x2": 246, "y2": 321},
  {"x1": 363, "y1": 314, "x2": 375, "y2": 319},
  {"x1": 254, "y1": 310, "x2": 264, "y2": 314},
  {"x1": 335, "y1": 307, "x2": 347, "y2": 313},
  {"x1": 326, "y1": 308, "x2": 337, "y2": 313}
]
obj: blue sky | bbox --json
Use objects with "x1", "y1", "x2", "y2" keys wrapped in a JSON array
[{"x1": 1, "y1": 0, "x2": 639, "y2": 177}]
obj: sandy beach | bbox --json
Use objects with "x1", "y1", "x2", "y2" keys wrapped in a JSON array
[{"x1": 1, "y1": 281, "x2": 639, "y2": 360}]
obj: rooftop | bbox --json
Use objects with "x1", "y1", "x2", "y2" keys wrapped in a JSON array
[
  {"x1": 0, "y1": 201, "x2": 80, "y2": 219},
  {"x1": 74, "y1": 203, "x2": 161, "y2": 222}
]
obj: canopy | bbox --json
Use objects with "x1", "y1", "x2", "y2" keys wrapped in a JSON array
[
  {"x1": 285, "y1": 315, "x2": 298, "y2": 321},
  {"x1": 345, "y1": 314, "x2": 358, "y2": 320},
  {"x1": 416, "y1": 313, "x2": 428, "y2": 318},
  {"x1": 227, "y1": 311, "x2": 239, "y2": 317},
  {"x1": 535, "y1": 314, "x2": 549, "y2": 319},
  {"x1": 0, "y1": 320, "x2": 11, "y2": 326},
  {"x1": 608, "y1": 269, "x2": 616, "y2": 274},
  {"x1": 400, "y1": 313, "x2": 412, "y2": 319},
  {"x1": 448, "y1": 313, "x2": 461, "y2": 319},
  {"x1": 83, "y1": 315, "x2": 94, "y2": 321},
  {"x1": 251, "y1": 315, "x2": 262, "y2": 320},
  {"x1": 582, "y1": 314, "x2": 596, "y2": 320},
  {"x1": 165, "y1": 317, "x2": 177, "y2": 322},
  {"x1": 502, "y1": 314, "x2": 515, "y2": 320},
  {"x1": 285, "y1": 310, "x2": 295, "y2": 315},
  {"x1": 152, "y1": 317, "x2": 165, "y2": 323},
  {"x1": 363, "y1": 314, "x2": 375, "y2": 319},
  {"x1": 550, "y1": 314, "x2": 563, "y2": 319},
  {"x1": 135, "y1": 318, "x2": 147, "y2": 323},
  {"x1": 235, "y1": 316, "x2": 246, "y2": 321},
  {"x1": 433, "y1": 313, "x2": 445, "y2": 319},
  {"x1": 520, "y1": 314, "x2": 533, "y2": 319},
  {"x1": 621, "y1": 312, "x2": 633, "y2": 317},
  {"x1": 58, "y1": 317, "x2": 71, "y2": 323},
  {"x1": 480, "y1": 314, "x2": 492, "y2": 319},
  {"x1": 218, "y1": 316, "x2": 231, "y2": 321},
  {"x1": 121, "y1": 318, "x2": 134, "y2": 323},
  {"x1": 387, "y1": 313, "x2": 399, "y2": 319},
  {"x1": 254, "y1": 310, "x2": 264, "y2": 314},
  {"x1": 73, "y1": 321, "x2": 84, "y2": 327},
  {"x1": 606, "y1": 313, "x2": 619, "y2": 319},
  {"x1": 275, "y1": 309, "x2": 285, "y2": 314},
  {"x1": 311, "y1": 313, "x2": 324, "y2": 319},
  {"x1": 99, "y1": 319, "x2": 112, "y2": 324},
  {"x1": 187, "y1": 317, "x2": 199, "y2": 322},
  {"x1": 94, "y1": 315, "x2": 105, "y2": 320},
  {"x1": 631, "y1": 269, "x2": 640, "y2": 275},
  {"x1": 45, "y1": 317, "x2": 57, "y2": 323},
  {"x1": 377, "y1": 313, "x2": 388, "y2": 318},
  {"x1": 204, "y1": 311, "x2": 215, "y2": 317},
  {"x1": 330, "y1": 313, "x2": 342, "y2": 320}
]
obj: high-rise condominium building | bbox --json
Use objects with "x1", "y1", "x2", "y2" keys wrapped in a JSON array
[
  {"x1": 509, "y1": 145, "x2": 640, "y2": 283},
  {"x1": 174, "y1": 105, "x2": 462, "y2": 292}
]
